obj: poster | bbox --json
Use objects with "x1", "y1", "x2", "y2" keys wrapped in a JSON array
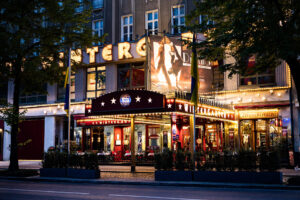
[{"x1": 150, "y1": 35, "x2": 213, "y2": 94}]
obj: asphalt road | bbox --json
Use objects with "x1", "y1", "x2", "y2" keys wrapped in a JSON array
[{"x1": 0, "y1": 179, "x2": 300, "y2": 200}]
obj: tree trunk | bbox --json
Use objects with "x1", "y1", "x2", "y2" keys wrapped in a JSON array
[{"x1": 8, "y1": 70, "x2": 21, "y2": 171}]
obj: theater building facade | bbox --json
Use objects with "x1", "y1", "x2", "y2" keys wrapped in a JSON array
[{"x1": 0, "y1": 34, "x2": 294, "y2": 161}]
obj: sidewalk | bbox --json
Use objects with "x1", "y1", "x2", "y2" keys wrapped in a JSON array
[{"x1": 1, "y1": 160, "x2": 300, "y2": 190}]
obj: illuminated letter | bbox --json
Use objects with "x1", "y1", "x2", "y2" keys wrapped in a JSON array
[
  {"x1": 136, "y1": 37, "x2": 146, "y2": 57},
  {"x1": 59, "y1": 52, "x2": 64, "y2": 67},
  {"x1": 102, "y1": 44, "x2": 113, "y2": 61},
  {"x1": 118, "y1": 42, "x2": 133, "y2": 59},
  {"x1": 71, "y1": 49, "x2": 82, "y2": 64},
  {"x1": 86, "y1": 46, "x2": 99, "y2": 63}
]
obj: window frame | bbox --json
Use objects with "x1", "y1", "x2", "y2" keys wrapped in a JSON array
[
  {"x1": 145, "y1": 10, "x2": 158, "y2": 35},
  {"x1": 92, "y1": 0, "x2": 103, "y2": 10},
  {"x1": 121, "y1": 15, "x2": 133, "y2": 42},
  {"x1": 171, "y1": 5, "x2": 185, "y2": 34},
  {"x1": 117, "y1": 62, "x2": 146, "y2": 90},
  {"x1": 239, "y1": 70, "x2": 276, "y2": 87},
  {"x1": 92, "y1": 19, "x2": 104, "y2": 46},
  {"x1": 57, "y1": 73, "x2": 76, "y2": 102},
  {"x1": 86, "y1": 66, "x2": 106, "y2": 99}
]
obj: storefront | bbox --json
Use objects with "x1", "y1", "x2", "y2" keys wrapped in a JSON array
[
  {"x1": 238, "y1": 109, "x2": 283, "y2": 151},
  {"x1": 76, "y1": 89, "x2": 237, "y2": 160}
]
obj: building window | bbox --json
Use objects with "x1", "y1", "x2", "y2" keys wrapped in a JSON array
[
  {"x1": 92, "y1": 20, "x2": 103, "y2": 45},
  {"x1": 20, "y1": 84, "x2": 47, "y2": 105},
  {"x1": 57, "y1": 74, "x2": 76, "y2": 102},
  {"x1": 199, "y1": 15, "x2": 214, "y2": 25},
  {"x1": 172, "y1": 5, "x2": 185, "y2": 34},
  {"x1": 121, "y1": 15, "x2": 133, "y2": 41},
  {"x1": 75, "y1": 0, "x2": 84, "y2": 13},
  {"x1": 87, "y1": 66, "x2": 106, "y2": 99},
  {"x1": 240, "y1": 68, "x2": 275, "y2": 87},
  {"x1": 146, "y1": 10, "x2": 158, "y2": 35},
  {"x1": 92, "y1": 0, "x2": 103, "y2": 9},
  {"x1": 118, "y1": 62, "x2": 145, "y2": 90}
]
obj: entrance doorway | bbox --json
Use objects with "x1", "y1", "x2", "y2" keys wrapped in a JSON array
[{"x1": 91, "y1": 127, "x2": 104, "y2": 151}]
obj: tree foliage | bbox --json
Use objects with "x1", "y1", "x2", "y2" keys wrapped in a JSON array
[
  {"x1": 187, "y1": 0, "x2": 299, "y2": 86},
  {"x1": 0, "y1": 0, "x2": 105, "y2": 171}
]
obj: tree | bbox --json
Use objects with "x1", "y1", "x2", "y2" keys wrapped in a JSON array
[
  {"x1": 186, "y1": 0, "x2": 300, "y2": 96},
  {"x1": 0, "y1": 0, "x2": 103, "y2": 171}
]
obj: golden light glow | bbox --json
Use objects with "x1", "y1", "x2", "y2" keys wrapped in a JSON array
[
  {"x1": 136, "y1": 37, "x2": 147, "y2": 57},
  {"x1": 86, "y1": 47, "x2": 99, "y2": 63},
  {"x1": 239, "y1": 109, "x2": 279, "y2": 119},
  {"x1": 59, "y1": 52, "x2": 64, "y2": 67},
  {"x1": 102, "y1": 44, "x2": 113, "y2": 61},
  {"x1": 71, "y1": 49, "x2": 82, "y2": 63},
  {"x1": 181, "y1": 32, "x2": 193, "y2": 42},
  {"x1": 118, "y1": 42, "x2": 133, "y2": 59}
]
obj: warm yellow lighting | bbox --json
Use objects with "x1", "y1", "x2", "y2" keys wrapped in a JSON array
[
  {"x1": 136, "y1": 37, "x2": 147, "y2": 57},
  {"x1": 86, "y1": 47, "x2": 99, "y2": 63},
  {"x1": 118, "y1": 42, "x2": 133, "y2": 59},
  {"x1": 102, "y1": 44, "x2": 113, "y2": 61},
  {"x1": 59, "y1": 52, "x2": 64, "y2": 67},
  {"x1": 71, "y1": 49, "x2": 82, "y2": 63},
  {"x1": 181, "y1": 32, "x2": 193, "y2": 42}
]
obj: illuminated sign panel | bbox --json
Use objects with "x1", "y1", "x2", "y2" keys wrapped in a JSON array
[
  {"x1": 239, "y1": 109, "x2": 278, "y2": 119},
  {"x1": 150, "y1": 35, "x2": 213, "y2": 94},
  {"x1": 120, "y1": 94, "x2": 131, "y2": 107}
]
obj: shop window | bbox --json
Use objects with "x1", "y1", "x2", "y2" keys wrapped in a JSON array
[
  {"x1": 57, "y1": 74, "x2": 75, "y2": 102},
  {"x1": 92, "y1": 20, "x2": 103, "y2": 46},
  {"x1": 171, "y1": 5, "x2": 185, "y2": 34},
  {"x1": 240, "y1": 120, "x2": 254, "y2": 150},
  {"x1": 149, "y1": 127, "x2": 160, "y2": 151},
  {"x1": 121, "y1": 15, "x2": 133, "y2": 42},
  {"x1": 146, "y1": 10, "x2": 158, "y2": 35},
  {"x1": 123, "y1": 127, "x2": 131, "y2": 151},
  {"x1": 86, "y1": 66, "x2": 106, "y2": 99},
  {"x1": 118, "y1": 62, "x2": 145, "y2": 90},
  {"x1": 240, "y1": 68, "x2": 275, "y2": 87}
]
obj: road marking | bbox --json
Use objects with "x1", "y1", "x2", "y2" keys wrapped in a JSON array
[
  {"x1": 0, "y1": 187, "x2": 89, "y2": 195},
  {"x1": 109, "y1": 194, "x2": 206, "y2": 200}
]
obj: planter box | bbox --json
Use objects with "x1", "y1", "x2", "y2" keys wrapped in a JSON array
[
  {"x1": 40, "y1": 168, "x2": 100, "y2": 179},
  {"x1": 193, "y1": 171, "x2": 282, "y2": 184},
  {"x1": 67, "y1": 168, "x2": 100, "y2": 179},
  {"x1": 155, "y1": 171, "x2": 193, "y2": 181},
  {"x1": 40, "y1": 168, "x2": 67, "y2": 177}
]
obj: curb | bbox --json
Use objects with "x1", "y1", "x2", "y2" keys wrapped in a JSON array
[{"x1": 1, "y1": 176, "x2": 300, "y2": 190}]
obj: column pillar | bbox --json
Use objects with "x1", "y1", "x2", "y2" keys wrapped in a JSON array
[
  {"x1": 131, "y1": 115, "x2": 136, "y2": 172},
  {"x1": 3, "y1": 122, "x2": 11, "y2": 161},
  {"x1": 44, "y1": 116, "x2": 56, "y2": 152}
]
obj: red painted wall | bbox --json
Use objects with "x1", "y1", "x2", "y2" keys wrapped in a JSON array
[
  {"x1": 114, "y1": 127, "x2": 122, "y2": 153},
  {"x1": 18, "y1": 119, "x2": 44, "y2": 160}
]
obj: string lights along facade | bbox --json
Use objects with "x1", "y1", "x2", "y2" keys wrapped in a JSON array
[{"x1": 0, "y1": 0, "x2": 296, "y2": 162}]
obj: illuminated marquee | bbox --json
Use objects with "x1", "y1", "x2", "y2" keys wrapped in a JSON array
[{"x1": 239, "y1": 109, "x2": 279, "y2": 119}]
